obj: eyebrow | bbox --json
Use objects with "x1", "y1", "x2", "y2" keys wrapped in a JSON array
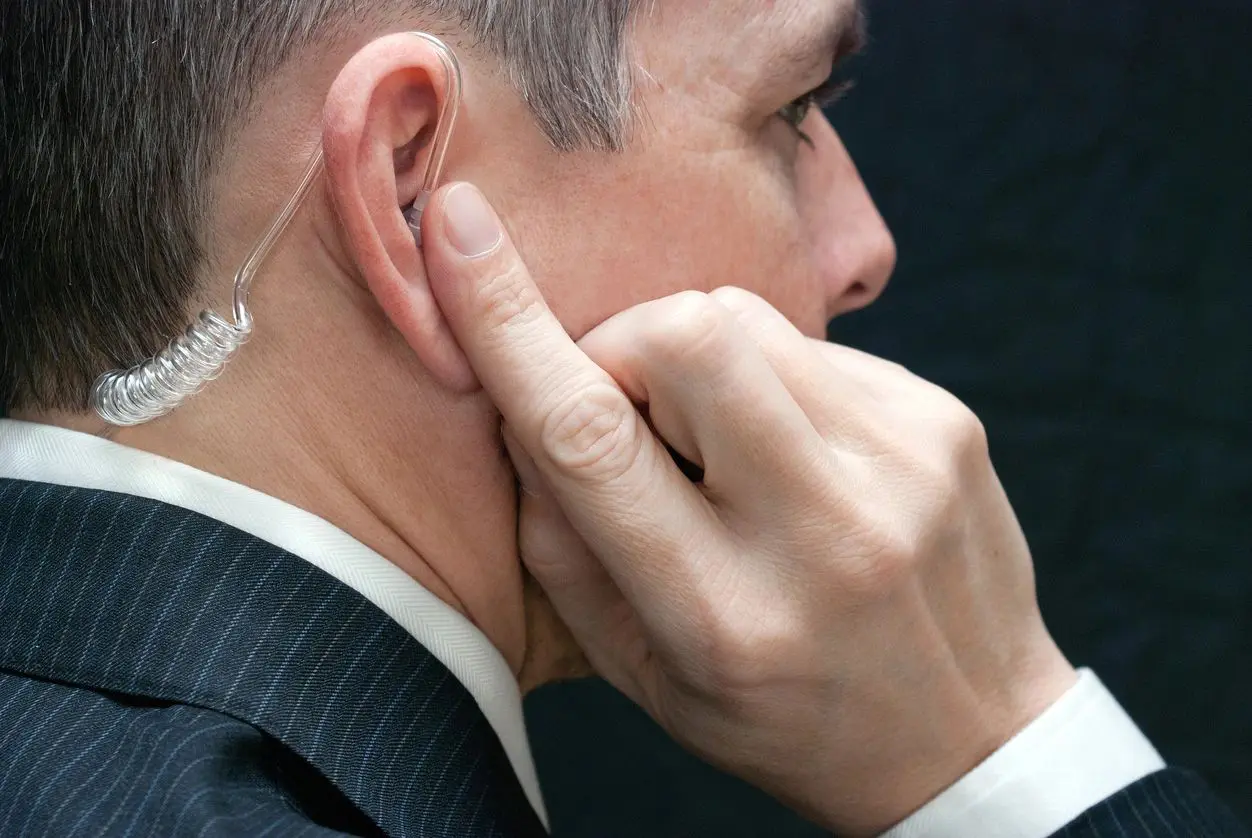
[{"x1": 770, "y1": 0, "x2": 867, "y2": 90}]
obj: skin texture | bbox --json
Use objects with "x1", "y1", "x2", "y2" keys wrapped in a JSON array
[
  {"x1": 25, "y1": 2, "x2": 894, "y2": 686},
  {"x1": 417, "y1": 184, "x2": 1079, "y2": 835}
]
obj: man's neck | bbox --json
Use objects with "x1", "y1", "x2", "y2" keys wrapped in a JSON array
[{"x1": 23, "y1": 282, "x2": 530, "y2": 675}]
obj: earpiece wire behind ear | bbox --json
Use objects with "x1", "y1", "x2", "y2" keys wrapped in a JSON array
[
  {"x1": 403, "y1": 32, "x2": 463, "y2": 246},
  {"x1": 91, "y1": 32, "x2": 464, "y2": 427}
]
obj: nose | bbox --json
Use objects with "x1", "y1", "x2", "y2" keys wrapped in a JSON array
[
  {"x1": 820, "y1": 193, "x2": 896, "y2": 318},
  {"x1": 799, "y1": 116, "x2": 897, "y2": 319}
]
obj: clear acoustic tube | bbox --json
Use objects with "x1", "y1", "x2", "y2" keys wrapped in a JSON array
[{"x1": 92, "y1": 31, "x2": 463, "y2": 426}]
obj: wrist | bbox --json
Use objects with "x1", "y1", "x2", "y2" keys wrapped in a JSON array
[
  {"x1": 805, "y1": 646, "x2": 1079, "y2": 835},
  {"x1": 994, "y1": 642, "x2": 1081, "y2": 752},
  {"x1": 876, "y1": 670, "x2": 1166, "y2": 838}
]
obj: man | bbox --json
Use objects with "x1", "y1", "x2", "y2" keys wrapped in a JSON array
[{"x1": 0, "y1": 2, "x2": 1242, "y2": 837}]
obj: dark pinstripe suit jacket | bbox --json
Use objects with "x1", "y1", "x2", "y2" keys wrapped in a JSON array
[
  {"x1": 0, "y1": 477, "x2": 1245, "y2": 837},
  {"x1": 0, "y1": 478, "x2": 547, "y2": 837}
]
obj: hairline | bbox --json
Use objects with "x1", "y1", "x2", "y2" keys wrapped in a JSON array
[{"x1": 0, "y1": 0, "x2": 642, "y2": 412}]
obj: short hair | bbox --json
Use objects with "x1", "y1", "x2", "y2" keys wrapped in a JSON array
[{"x1": 0, "y1": 1, "x2": 637, "y2": 412}]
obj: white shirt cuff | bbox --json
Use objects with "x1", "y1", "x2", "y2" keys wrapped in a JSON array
[{"x1": 880, "y1": 668, "x2": 1165, "y2": 838}]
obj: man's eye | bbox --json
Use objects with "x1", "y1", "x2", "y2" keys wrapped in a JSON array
[
  {"x1": 778, "y1": 95, "x2": 816, "y2": 131},
  {"x1": 776, "y1": 78, "x2": 854, "y2": 145}
]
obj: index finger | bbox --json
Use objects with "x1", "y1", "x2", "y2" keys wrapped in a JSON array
[{"x1": 421, "y1": 183, "x2": 723, "y2": 607}]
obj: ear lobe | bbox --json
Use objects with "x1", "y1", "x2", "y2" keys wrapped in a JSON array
[{"x1": 321, "y1": 33, "x2": 476, "y2": 393}]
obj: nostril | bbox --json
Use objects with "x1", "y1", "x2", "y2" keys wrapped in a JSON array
[
  {"x1": 844, "y1": 281, "x2": 876, "y2": 308},
  {"x1": 829, "y1": 278, "x2": 885, "y2": 318}
]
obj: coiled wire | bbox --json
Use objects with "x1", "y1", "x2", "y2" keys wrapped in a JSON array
[
  {"x1": 90, "y1": 31, "x2": 463, "y2": 427},
  {"x1": 89, "y1": 144, "x2": 322, "y2": 426},
  {"x1": 92, "y1": 312, "x2": 249, "y2": 426}
]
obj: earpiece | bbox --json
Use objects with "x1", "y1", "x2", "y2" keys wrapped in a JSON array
[
  {"x1": 91, "y1": 31, "x2": 463, "y2": 426},
  {"x1": 404, "y1": 192, "x2": 433, "y2": 248}
]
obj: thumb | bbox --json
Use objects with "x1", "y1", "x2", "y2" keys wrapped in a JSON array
[
  {"x1": 421, "y1": 181, "x2": 615, "y2": 433},
  {"x1": 422, "y1": 182, "x2": 707, "y2": 627}
]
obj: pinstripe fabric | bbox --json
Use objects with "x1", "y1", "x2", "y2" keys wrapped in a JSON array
[
  {"x1": 0, "y1": 478, "x2": 546, "y2": 838},
  {"x1": 1056, "y1": 769, "x2": 1249, "y2": 838}
]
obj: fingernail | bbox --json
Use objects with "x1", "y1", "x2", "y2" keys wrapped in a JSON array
[
  {"x1": 502, "y1": 423, "x2": 545, "y2": 499},
  {"x1": 444, "y1": 183, "x2": 502, "y2": 258}
]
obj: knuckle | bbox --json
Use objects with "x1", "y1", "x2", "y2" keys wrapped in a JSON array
[
  {"x1": 696, "y1": 609, "x2": 776, "y2": 694},
  {"x1": 476, "y1": 259, "x2": 545, "y2": 338},
  {"x1": 641, "y1": 292, "x2": 736, "y2": 367},
  {"x1": 516, "y1": 498, "x2": 583, "y2": 579},
  {"x1": 707, "y1": 287, "x2": 782, "y2": 336},
  {"x1": 832, "y1": 520, "x2": 918, "y2": 600},
  {"x1": 936, "y1": 396, "x2": 989, "y2": 463},
  {"x1": 686, "y1": 574, "x2": 802, "y2": 695},
  {"x1": 956, "y1": 409, "x2": 989, "y2": 457},
  {"x1": 707, "y1": 285, "x2": 767, "y2": 313},
  {"x1": 539, "y1": 383, "x2": 642, "y2": 483}
]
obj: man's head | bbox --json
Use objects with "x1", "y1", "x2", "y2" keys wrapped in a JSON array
[
  {"x1": 1, "y1": 0, "x2": 892, "y2": 413},
  {"x1": 0, "y1": 0, "x2": 894, "y2": 678},
  {"x1": 0, "y1": 0, "x2": 637, "y2": 410}
]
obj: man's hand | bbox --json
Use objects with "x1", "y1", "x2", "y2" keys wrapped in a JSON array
[{"x1": 421, "y1": 183, "x2": 1078, "y2": 836}]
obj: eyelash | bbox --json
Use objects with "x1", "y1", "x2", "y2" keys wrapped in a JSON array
[{"x1": 777, "y1": 76, "x2": 855, "y2": 146}]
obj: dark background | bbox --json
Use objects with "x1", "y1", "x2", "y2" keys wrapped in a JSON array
[{"x1": 525, "y1": 0, "x2": 1252, "y2": 834}]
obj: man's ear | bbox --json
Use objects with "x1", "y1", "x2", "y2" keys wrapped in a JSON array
[{"x1": 322, "y1": 32, "x2": 475, "y2": 392}]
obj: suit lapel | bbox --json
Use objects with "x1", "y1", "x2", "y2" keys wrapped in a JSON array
[{"x1": 0, "y1": 478, "x2": 545, "y2": 837}]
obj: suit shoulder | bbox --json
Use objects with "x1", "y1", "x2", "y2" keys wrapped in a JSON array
[{"x1": 0, "y1": 671, "x2": 380, "y2": 837}]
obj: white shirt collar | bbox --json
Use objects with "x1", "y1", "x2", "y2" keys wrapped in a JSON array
[{"x1": 0, "y1": 418, "x2": 548, "y2": 827}]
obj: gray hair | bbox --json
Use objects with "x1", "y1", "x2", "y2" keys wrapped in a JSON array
[{"x1": 0, "y1": 0, "x2": 638, "y2": 412}]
